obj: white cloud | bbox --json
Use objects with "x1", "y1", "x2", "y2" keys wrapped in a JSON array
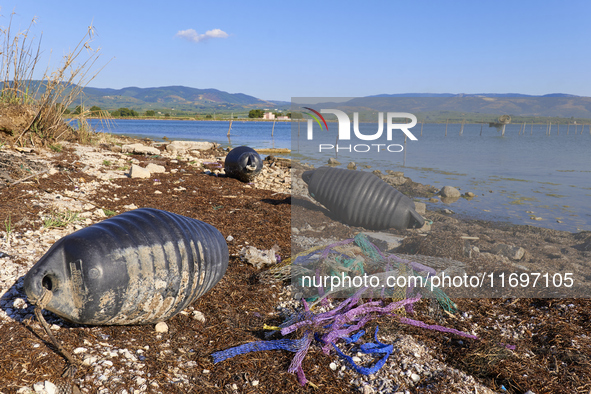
[{"x1": 175, "y1": 28, "x2": 229, "y2": 43}]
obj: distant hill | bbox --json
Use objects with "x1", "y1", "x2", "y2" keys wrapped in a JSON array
[
  {"x1": 369, "y1": 93, "x2": 580, "y2": 98},
  {"x1": 17, "y1": 81, "x2": 591, "y2": 119},
  {"x1": 304, "y1": 94, "x2": 591, "y2": 122},
  {"x1": 76, "y1": 85, "x2": 288, "y2": 113}
]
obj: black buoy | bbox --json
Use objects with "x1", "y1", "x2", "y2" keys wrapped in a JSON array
[
  {"x1": 302, "y1": 167, "x2": 424, "y2": 230},
  {"x1": 24, "y1": 208, "x2": 228, "y2": 325},
  {"x1": 224, "y1": 146, "x2": 263, "y2": 182}
]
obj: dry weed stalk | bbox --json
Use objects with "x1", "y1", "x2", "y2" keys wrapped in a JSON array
[{"x1": 1, "y1": 11, "x2": 110, "y2": 146}]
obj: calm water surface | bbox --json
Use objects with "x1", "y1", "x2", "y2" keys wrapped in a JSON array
[{"x1": 94, "y1": 119, "x2": 590, "y2": 232}]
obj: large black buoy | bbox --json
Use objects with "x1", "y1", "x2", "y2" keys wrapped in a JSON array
[
  {"x1": 302, "y1": 167, "x2": 424, "y2": 230},
  {"x1": 224, "y1": 146, "x2": 263, "y2": 182},
  {"x1": 24, "y1": 208, "x2": 228, "y2": 325}
]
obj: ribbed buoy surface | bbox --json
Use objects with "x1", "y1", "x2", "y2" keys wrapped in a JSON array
[
  {"x1": 224, "y1": 146, "x2": 263, "y2": 182},
  {"x1": 24, "y1": 208, "x2": 228, "y2": 325},
  {"x1": 302, "y1": 167, "x2": 424, "y2": 230}
]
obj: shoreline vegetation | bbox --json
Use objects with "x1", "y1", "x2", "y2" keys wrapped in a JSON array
[{"x1": 85, "y1": 115, "x2": 591, "y2": 126}]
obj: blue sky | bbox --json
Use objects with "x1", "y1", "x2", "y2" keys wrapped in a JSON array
[{"x1": 2, "y1": 1, "x2": 590, "y2": 101}]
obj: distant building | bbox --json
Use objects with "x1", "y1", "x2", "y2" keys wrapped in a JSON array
[
  {"x1": 277, "y1": 116, "x2": 289, "y2": 120},
  {"x1": 263, "y1": 112, "x2": 275, "y2": 120}
]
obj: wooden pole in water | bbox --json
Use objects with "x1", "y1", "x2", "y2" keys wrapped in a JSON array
[
  {"x1": 501, "y1": 124, "x2": 506, "y2": 136},
  {"x1": 557, "y1": 123, "x2": 560, "y2": 135},
  {"x1": 459, "y1": 120, "x2": 464, "y2": 136},
  {"x1": 480, "y1": 124, "x2": 483, "y2": 136},
  {"x1": 403, "y1": 134, "x2": 407, "y2": 167},
  {"x1": 445, "y1": 119, "x2": 448, "y2": 136},
  {"x1": 530, "y1": 122, "x2": 533, "y2": 135},
  {"x1": 271, "y1": 119, "x2": 276, "y2": 138},
  {"x1": 548, "y1": 122, "x2": 551, "y2": 136},
  {"x1": 567, "y1": 123, "x2": 570, "y2": 135},
  {"x1": 420, "y1": 122, "x2": 424, "y2": 137},
  {"x1": 227, "y1": 113, "x2": 233, "y2": 137}
]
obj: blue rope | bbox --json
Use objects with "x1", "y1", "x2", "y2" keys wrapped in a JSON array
[
  {"x1": 332, "y1": 326, "x2": 393, "y2": 376},
  {"x1": 211, "y1": 338, "x2": 304, "y2": 363}
]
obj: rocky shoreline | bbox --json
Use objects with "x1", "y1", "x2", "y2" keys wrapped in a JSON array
[{"x1": 0, "y1": 138, "x2": 590, "y2": 393}]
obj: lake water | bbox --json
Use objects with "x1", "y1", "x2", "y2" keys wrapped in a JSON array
[
  {"x1": 94, "y1": 119, "x2": 591, "y2": 233},
  {"x1": 93, "y1": 119, "x2": 291, "y2": 150}
]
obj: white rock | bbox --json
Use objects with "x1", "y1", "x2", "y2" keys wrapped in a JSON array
[
  {"x1": 202, "y1": 369, "x2": 210, "y2": 374},
  {"x1": 192, "y1": 311, "x2": 206, "y2": 323},
  {"x1": 50, "y1": 324, "x2": 60, "y2": 331},
  {"x1": 32, "y1": 382, "x2": 45, "y2": 394},
  {"x1": 226, "y1": 235, "x2": 234, "y2": 242},
  {"x1": 12, "y1": 298, "x2": 27, "y2": 309},
  {"x1": 155, "y1": 321, "x2": 168, "y2": 333},
  {"x1": 232, "y1": 383, "x2": 238, "y2": 390},
  {"x1": 146, "y1": 163, "x2": 166, "y2": 173},
  {"x1": 329, "y1": 362, "x2": 338, "y2": 371},
  {"x1": 440, "y1": 185, "x2": 461, "y2": 198},
  {"x1": 362, "y1": 385, "x2": 374, "y2": 394},
  {"x1": 352, "y1": 356, "x2": 362, "y2": 363},
  {"x1": 414, "y1": 202, "x2": 426, "y2": 215},
  {"x1": 122, "y1": 143, "x2": 160, "y2": 155},
  {"x1": 82, "y1": 355, "x2": 98, "y2": 366},
  {"x1": 17, "y1": 388, "x2": 34, "y2": 394},
  {"x1": 93, "y1": 208, "x2": 107, "y2": 218},
  {"x1": 129, "y1": 164, "x2": 151, "y2": 179},
  {"x1": 166, "y1": 141, "x2": 215, "y2": 154},
  {"x1": 410, "y1": 373, "x2": 420, "y2": 383},
  {"x1": 251, "y1": 380, "x2": 259, "y2": 386},
  {"x1": 135, "y1": 377, "x2": 147, "y2": 386},
  {"x1": 33, "y1": 381, "x2": 57, "y2": 394},
  {"x1": 73, "y1": 347, "x2": 87, "y2": 354},
  {"x1": 154, "y1": 190, "x2": 162, "y2": 194},
  {"x1": 490, "y1": 244, "x2": 526, "y2": 261}
]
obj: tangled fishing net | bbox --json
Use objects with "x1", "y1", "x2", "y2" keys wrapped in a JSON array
[{"x1": 212, "y1": 234, "x2": 479, "y2": 386}]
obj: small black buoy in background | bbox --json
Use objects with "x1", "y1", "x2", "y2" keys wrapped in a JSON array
[
  {"x1": 302, "y1": 167, "x2": 424, "y2": 230},
  {"x1": 224, "y1": 146, "x2": 263, "y2": 182},
  {"x1": 24, "y1": 208, "x2": 229, "y2": 325}
]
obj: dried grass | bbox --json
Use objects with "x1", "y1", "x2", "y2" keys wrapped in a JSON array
[{"x1": 0, "y1": 11, "x2": 110, "y2": 146}]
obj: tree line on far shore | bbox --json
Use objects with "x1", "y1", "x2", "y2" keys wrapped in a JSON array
[{"x1": 67, "y1": 106, "x2": 291, "y2": 120}]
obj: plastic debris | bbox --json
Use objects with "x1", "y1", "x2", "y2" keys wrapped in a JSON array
[
  {"x1": 239, "y1": 244, "x2": 281, "y2": 269},
  {"x1": 212, "y1": 287, "x2": 476, "y2": 386},
  {"x1": 224, "y1": 146, "x2": 263, "y2": 182},
  {"x1": 212, "y1": 234, "x2": 490, "y2": 386},
  {"x1": 24, "y1": 208, "x2": 229, "y2": 325},
  {"x1": 302, "y1": 166, "x2": 424, "y2": 230}
]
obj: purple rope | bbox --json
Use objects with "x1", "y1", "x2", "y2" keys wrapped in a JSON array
[
  {"x1": 397, "y1": 316, "x2": 478, "y2": 339},
  {"x1": 288, "y1": 331, "x2": 313, "y2": 386},
  {"x1": 321, "y1": 315, "x2": 373, "y2": 354},
  {"x1": 320, "y1": 238, "x2": 354, "y2": 260}
]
